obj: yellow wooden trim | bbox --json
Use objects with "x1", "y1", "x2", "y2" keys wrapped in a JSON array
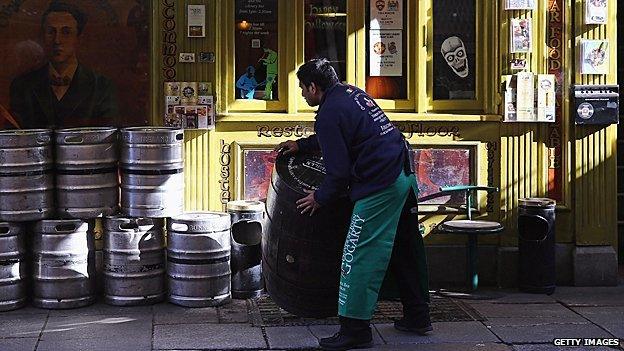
[{"x1": 216, "y1": 112, "x2": 503, "y2": 123}]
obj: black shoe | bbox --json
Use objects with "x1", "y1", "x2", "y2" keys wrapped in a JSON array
[
  {"x1": 394, "y1": 318, "x2": 433, "y2": 335},
  {"x1": 319, "y1": 331, "x2": 373, "y2": 351}
]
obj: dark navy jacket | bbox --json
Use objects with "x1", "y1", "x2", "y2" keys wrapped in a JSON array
[{"x1": 297, "y1": 83, "x2": 408, "y2": 205}]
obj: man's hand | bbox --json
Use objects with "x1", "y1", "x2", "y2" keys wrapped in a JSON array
[
  {"x1": 275, "y1": 140, "x2": 299, "y2": 156},
  {"x1": 296, "y1": 189, "x2": 321, "y2": 216}
]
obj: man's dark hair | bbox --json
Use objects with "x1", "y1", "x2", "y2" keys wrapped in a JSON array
[
  {"x1": 296, "y1": 58, "x2": 339, "y2": 91},
  {"x1": 41, "y1": 1, "x2": 88, "y2": 35}
]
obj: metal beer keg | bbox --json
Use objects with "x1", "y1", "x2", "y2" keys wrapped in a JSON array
[
  {"x1": 167, "y1": 212, "x2": 231, "y2": 307},
  {"x1": 103, "y1": 216, "x2": 166, "y2": 306},
  {"x1": 227, "y1": 200, "x2": 265, "y2": 299},
  {"x1": 55, "y1": 127, "x2": 119, "y2": 219},
  {"x1": 120, "y1": 127, "x2": 184, "y2": 218},
  {"x1": 32, "y1": 220, "x2": 96, "y2": 309},
  {"x1": 0, "y1": 129, "x2": 53, "y2": 221},
  {"x1": 0, "y1": 222, "x2": 27, "y2": 311}
]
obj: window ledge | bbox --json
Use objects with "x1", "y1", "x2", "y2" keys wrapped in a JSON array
[{"x1": 217, "y1": 112, "x2": 503, "y2": 123}]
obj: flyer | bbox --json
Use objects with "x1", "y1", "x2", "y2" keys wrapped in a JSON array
[
  {"x1": 180, "y1": 82, "x2": 199, "y2": 105},
  {"x1": 370, "y1": 0, "x2": 403, "y2": 30},
  {"x1": 537, "y1": 75, "x2": 556, "y2": 122},
  {"x1": 585, "y1": 0, "x2": 607, "y2": 24},
  {"x1": 516, "y1": 71, "x2": 535, "y2": 121},
  {"x1": 164, "y1": 82, "x2": 180, "y2": 96},
  {"x1": 188, "y1": 5, "x2": 206, "y2": 37},
  {"x1": 502, "y1": 75, "x2": 517, "y2": 122},
  {"x1": 505, "y1": 0, "x2": 536, "y2": 10},
  {"x1": 510, "y1": 18, "x2": 532, "y2": 53},
  {"x1": 580, "y1": 40, "x2": 609, "y2": 75},
  {"x1": 369, "y1": 30, "x2": 402, "y2": 76}
]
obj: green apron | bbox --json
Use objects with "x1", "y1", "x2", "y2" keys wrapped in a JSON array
[{"x1": 338, "y1": 171, "x2": 429, "y2": 320}]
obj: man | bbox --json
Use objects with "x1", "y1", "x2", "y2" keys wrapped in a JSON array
[
  {"x1": 10, "y1": 1, "x2": 118, "y2": 129},
  {"x1": 276, "y1": 58, "x2": 431, "y2": 351},
  {"x1": 236, "y1": 66, "x2": 259, "y2": 99}
]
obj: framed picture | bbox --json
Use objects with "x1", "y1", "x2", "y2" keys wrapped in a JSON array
[
  {"x1": 0, "y1": 0, "x2": 151, "y2": 128},
  {"x1": 409, "y1": 145, "x2": 476, "y2": 208},
  {"x1": 510, "y1": 18, "x2": 532, "y2": 53},
  {"x1": 232, "y1": 142, "x2": 279, "y2": 202}
]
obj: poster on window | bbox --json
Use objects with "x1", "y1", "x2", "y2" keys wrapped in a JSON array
[
  {"x1": 433, "y1": 0, "x2": 476, "y2": 100},
  {"x1": 585, "y1": 0, "x2": 607, "y2": 24},
  {"x1": 187, "y1": 5, "x2": 206, "y2": 37},
  {"x1": 505, "y1": 0, "x2": 536, "y2": 10},
  {"x1": 510, "y1": 18, "x2": 532, "y2": 53},
  {"x1": 580, "y1": 40, "x2": 609, "y2": 75},
  {"x1": 410, "y1": 148, "x2": 471, "y2": 206},
  {"x1": 235, "y1": 0, "x2": 279, "y2": 101},
  {"x1": 369, "y1": 30, "x2": 402, "y2": 76},
  {"x1": 0, "y1": 0, "x2": 150, "y2": 129},
  {"x1": 370, "y1": 0, "x2": 403, "y2": 30}
]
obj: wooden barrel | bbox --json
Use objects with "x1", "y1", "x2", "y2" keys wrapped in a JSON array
[{"x1": 262, "y1": 153, "x2": 353, "y2": 318}]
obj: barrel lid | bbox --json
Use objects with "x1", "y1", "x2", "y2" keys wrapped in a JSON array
[
  {"x1": 0, "y1": 129, "x2": 52, "y2": 147},
  {"x1": 169, "y1": 212, "x2": 231, "y2": 232},
  {"x1": 518, "y1": 198, "x2": 556, "y2": 208},
  {"x1": 55, "y1": 127, "x2": 117, "y2": 144},
  {"x1": 275, "y1": 153, "x2": 326, "y2": 192},
  {"x1": 227, "y1": 200, "x2": 264, "y2": 212},
  {"x1": 121, "y1": 127, "x2": 183, "y2": 144}
]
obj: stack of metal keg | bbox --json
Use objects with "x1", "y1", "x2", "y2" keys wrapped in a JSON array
[{"x1": 0, "y1": 127, "x2": 186, "y2": 311}]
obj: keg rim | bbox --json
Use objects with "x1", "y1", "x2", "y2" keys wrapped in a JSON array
[
  {"x1": 121, "y1": 126, "x2": 183, "y2": 133},
  {"x1": 54, "y1": 127, "x2": 118, "y2": 133},
  {"x1": 226, "y1": 200, "x2": 265, "y2": 212},
  {"x1": 170, "y1": 211, "x2": 230, "y2": 221},
  {"x1": 518, "y1": 197, "x2": 556, "y2": 208},
  {"x1": 0, "y1": 129, "x2": 52, "y2": 135}
]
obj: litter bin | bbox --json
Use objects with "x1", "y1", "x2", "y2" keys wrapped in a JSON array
[
  {"x1": 227, "y1": 200, "x2": 265, "y2": 299},
  {"x1": 518, "y1": 198, "x2": 556, "y2": 294}
]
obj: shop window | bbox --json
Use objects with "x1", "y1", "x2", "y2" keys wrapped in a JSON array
[
  {"x1": 432, "y1": 0, "x2": 476, "y2": 101},
  {"x1": 235, "y1": 0, "x2": 280, "y2": 101},
  {"x1": 304, "y1": 0, "x2": 347, "y2": 82},
  {"x1": 365, "y1": 0, "x2": 408, "y2": 100}
]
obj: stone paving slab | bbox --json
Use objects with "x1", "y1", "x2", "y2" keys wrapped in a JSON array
[
  {"x1": 0, "y1": 307, "x2": 48, "y2": 315},
  {"x1": 512, "y1": 345, "x2": 618, "y2": 351},
  {"x1": 571, "y1": 306, "x2": 624, "y2": 325},
  {"x1": 375, "y1": 322, "x2": 499, "y2": 344},
  {"x1": 218, "y1": 299, "x2": 250, "y2": 323},
  {"x1": 153, "y1": 303, "x2": 219, "y2": 325},
  {"x1": 36, "y1": 336, "x2": 152, "y2": 351},
  {"x1": 600, "y1": 323, "x2": 624, "y2": 339},
  {"x1": 0, "y1": 337, "x2": 38, "y2": 351},
  {"x1": 483, "y1": 316, "x2": 587, "y2": 327},
  {"x1": 489, "y1": 323, "x2": 613, "y2": 343},
  {"x1": 372, "y1": 343, "x2": 512, "y2": 350},
  {"x1": 264, "y1": 326, "x2": 319, "y2": 349},
  {"x1": 465, "y1": 291, "x2": 557, "y2": 304},
  {"x1": 48, "y1": 303, "x2": 153, "y2": 317},
  {"x1": 552, "y1": 286, "x2": 624, "y2": 306},
  {"x1": 0, "y1": 314, "x2": 46, "y2": 338},
  {"x1": 469, "y1": 303, "x2": 578, "y2": 319},
  {"x1": 41, "y1": 314, "x2": 152, "y2": 340},
  {"x1": 308, "y1": 324, "x2": 384, "y2": 347},
  {"x1": 153, "y1": 323, "x2": 266, "y2": 350}
]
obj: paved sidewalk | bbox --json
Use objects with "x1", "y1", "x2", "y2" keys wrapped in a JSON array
[{"x1": 1, "y1": 283, "x2": 623, "y2": 351}]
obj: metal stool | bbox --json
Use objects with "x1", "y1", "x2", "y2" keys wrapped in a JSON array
[{"x1": 436, "y1": 186, "x2": 503, "y2": 297}]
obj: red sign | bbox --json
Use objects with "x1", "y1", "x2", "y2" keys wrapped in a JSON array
[{"x1": 547, "y1": 0, "x2": 563, "y2": 202}]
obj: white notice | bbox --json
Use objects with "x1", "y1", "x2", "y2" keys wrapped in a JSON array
[{"x1": 369, "y1": 30, "x2": 402, "y2": 76}]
